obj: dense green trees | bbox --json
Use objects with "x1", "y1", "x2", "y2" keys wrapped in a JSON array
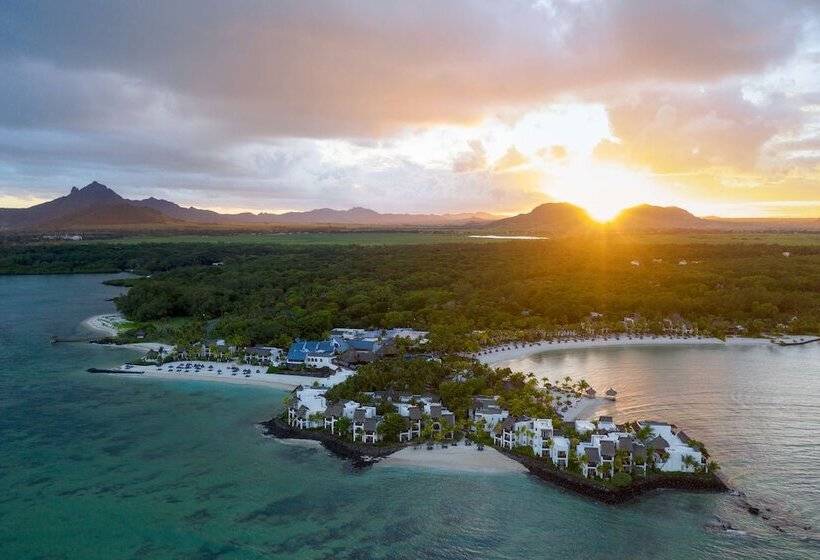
[{"x1": 3, "y1": 236, "x2": 818, "y2": 348}]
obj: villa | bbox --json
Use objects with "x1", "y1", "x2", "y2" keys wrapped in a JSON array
[
  {"x1": 597, "y1": 415, "x2": 617, "y2": 432},
  {"x1": 470, "y1": 396, "x2": 509, "y2": 430},
  {"x1": 549, "y1": 436, "x2": 570, "y2": 467},
  {"x1": 637, "y1": 421, "x2": 705, "y2": 472},
  {"x1": 575, "y1": 420, "x2": 595, "y2": 435},
  {"x1": 200, "y1": 339, "x2": 235, "y2": 359},
  {"x1": 287, "y1": 340, "x2": 338, "y2": 365},
  {"x1": 284, "y1": 386, "x2": 711, "y2": 482},
  {"x1": 244, "y1": 346, "x2": 282, "y2": 365}
]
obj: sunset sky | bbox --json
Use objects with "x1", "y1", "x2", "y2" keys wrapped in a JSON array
[{"x1": 1, "y1": 1, "x2": 818, "y2": 219}]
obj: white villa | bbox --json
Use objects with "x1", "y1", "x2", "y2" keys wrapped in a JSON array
[
  {"x1": 470, "y1": 396, "x2": 509, "y2": 430},
  {"x1": 286, "y1": 387, "x2": 710, "y2": 480},
  {"x1": 637, "y1": 421, "x2": 705, "y2": 473}
]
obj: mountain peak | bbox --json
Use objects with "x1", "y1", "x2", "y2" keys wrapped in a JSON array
[{"x1": 66, "y1": 181, "x2": 123, "y2": 203}]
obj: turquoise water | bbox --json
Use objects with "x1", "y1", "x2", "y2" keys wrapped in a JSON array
[{"x1": 1, "y1": 275, "x2": 818, "y2": 559}]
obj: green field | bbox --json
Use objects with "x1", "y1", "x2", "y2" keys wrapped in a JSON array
[
  {"x1": 82, "y1": 230, "x2": 820, "y2": 248},
  {"x1": 630, "y1": 232, "x2": 820, "y2": 247},
  {"x1": 92, "y1": 231, "x2": 500, "y2": 246}
]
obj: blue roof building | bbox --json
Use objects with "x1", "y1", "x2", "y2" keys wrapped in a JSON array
[{"x1": 287, "y1": 340, "x2": 336, "y2": 364}]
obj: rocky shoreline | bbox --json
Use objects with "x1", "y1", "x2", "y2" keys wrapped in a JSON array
[
  {"x1": 260, "y1": 417, "x2": 404, "y2": 467},
  {"x1": 498, "y1": 449, "x2": 728, "y2": 504},
  {"x1": 262, "y1": 417, "x2": 729, "y2": 504}
]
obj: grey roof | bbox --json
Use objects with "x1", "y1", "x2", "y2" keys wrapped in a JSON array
[
  {"x1": 441, "y1": 413, "x2": 456, "y2": 427},
  {"x1": 324, "y1": 403, "x2": 344, "y2": 418},
  {"x1": 650, "y1": 436, "x2": 669, "y2": 450},
  {"x1": 584, "y1": 447, "x2": 601, "y2": 464},
  {"x1": 599, "y1": 440, "x2": 617, "y2": 458},
  {"x1": 363, "y1": 418, "x2": 380, "y2": 432},
  {"x1": 617, "y1": 436, "x2": 634, "y2": 450},
  {"x1": 245, "y1": 347, "x2": 272, "y2": 356},
  {"x1": 631, "y1": 443, "x2": 647, "y2": 458},
  {"x1": 473, "y1": 396, "x2": 498, "y2": 409},
  {"x1": 408, "y1": 406, "x2": 422, "y2": 421},
  {"x1": 677, "y1": 430, "x2": 691, "y2": 443},
  {"x1": 605, "y1": 388, "x2": 618, "y2": 396},
  {"x1": 498, "y1": 416, "x2": 517, "y2": 430},
  {"x1": 477, "y1": 405, "x2": 504, "y2": 415},
  {"x1": 353, "y1": 409, "x2": 367, "y2": 422},
  {"x1": 428, "y1": 405, "x2": 442, "y2": 418}
]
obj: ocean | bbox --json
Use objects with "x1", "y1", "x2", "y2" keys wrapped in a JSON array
[{"x1": 1, "y1": 274, "x2": 817, "y2": 559}]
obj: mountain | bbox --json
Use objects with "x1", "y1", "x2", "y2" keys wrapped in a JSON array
[
  {"x1": 41, "y1": 202, "x2": 180, "y2": 229},
  {"x1": 133, "y1": 197, "x2": 225, "y2": 223},
  {"x1": 487, "y1": 203, "x2": 597, "y2": 234},
  {"x1": 610, "y1": 204, "x2": 709, "y2": 231},
  {"x1": 0, "y1": 182, "x2": 500, "y2": 230}
]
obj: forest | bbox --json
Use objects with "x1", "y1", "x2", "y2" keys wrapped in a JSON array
[{"x1": 4, "y1": 235, "x2": 813, "y2": 350}]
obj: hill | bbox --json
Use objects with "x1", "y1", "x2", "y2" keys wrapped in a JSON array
[
  {"x1": 611, "y1": 205, "x2": 710, "y2": 231},
  {"x1": 487, "y1": 203, "x2": 597, "y2": 234}
]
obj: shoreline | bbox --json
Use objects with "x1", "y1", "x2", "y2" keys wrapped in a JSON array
[
  {"x1": 82, "y1": 313, "x2": 125, "y2": 337},
  {"x1": 376, "y1": 444, "x2": 527, "y2": 474},
  {"x1": 89, "y1": 359, "x2": 355, "y2": 390},
  {"x1": 498, "y1": 448, "x2": 728, "y2": 504},
  {"x1": 472, "y1": 335, "x2": 778, "y2": 366},
  {"x1": 264, "y1": 417, "x2": 728, "y2": 502}
]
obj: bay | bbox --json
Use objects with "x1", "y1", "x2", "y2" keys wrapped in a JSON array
[{"x1": 1, "y1": 275, "x2": 817, "y2": 559}]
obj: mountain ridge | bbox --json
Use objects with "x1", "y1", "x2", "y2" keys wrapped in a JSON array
[{"x1": 1, "y1": 182, "x2": 817, "y2": 232}]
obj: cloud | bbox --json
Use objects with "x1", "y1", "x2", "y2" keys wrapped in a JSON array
[{"x1": 0, "y1": 1, "x2": 817, "y2": 214}]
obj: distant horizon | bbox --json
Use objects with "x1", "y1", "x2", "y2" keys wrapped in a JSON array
[{"x1": 3, "y1": 180, "x2": 818, "y2": 223}]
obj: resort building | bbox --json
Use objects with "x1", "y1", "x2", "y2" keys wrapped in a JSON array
[
  {"x1": 351, "y1": 406, "x2": 378, "y2": 441},
  {"x1": 287, "y1": 340, "x2": 338, "y2": 365},
  {"x1": 244, "y1": 346, "x2": 282, "y2": 365},
  {"x1": 199, "y1": 339, "x2": 235, "y2": 359},
  {"x1": 470, "y1": 396, "x2": 509, "y2": 430},
  {"x1": 580, "y1": 446, "x2": 602, "y2": 478},
  {"x1": 493, "y1": 416, "x2": 553, "y2": 455},
  {"x1": 305, "y1": 351, "x2": 335, "y2": 369},
  {"x1": 575, "y1": 420, "x2": 595, "y2": 435},
  {"x1": 597, "y1": 415, "x2": 617, "y2": 432},
  {"x1": 549, "y1": 436, "x2": 570, "y2": 467},
  {"x1": 424, "y1": 403, "x2": 456, "y2": 438},
  {"x1": 287, "y1": 386, "x2": 328, "y2": 428},
  {"x1": 637, "y1": 421, "x2": 705, "y2": 472}
]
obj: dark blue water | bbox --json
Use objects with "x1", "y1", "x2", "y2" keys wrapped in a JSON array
[{"x1": 1, "y1": 275, "x2": 818, "y2": 559}]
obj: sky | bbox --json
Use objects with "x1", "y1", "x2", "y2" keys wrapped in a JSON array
[{"x1": 0, "y1": 0, "x2": 818, "y2": 220}]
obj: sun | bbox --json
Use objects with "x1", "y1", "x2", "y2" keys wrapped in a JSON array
[{"x1": 545, "y1": 162, "x2": 675, "y2": 223}]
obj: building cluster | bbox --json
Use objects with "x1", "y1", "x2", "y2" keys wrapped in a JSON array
[
  {"x1": 170, "y1": 327, "x2": 428, "y2": 369},
  {"x1": 287, "y1": 386, "x2": 454, "y2": 444},
  {"x1": 285, "y1": 328, "x2": 429, "y2": 368},
  {"x1": 482, "y1": 401, "x2": 706, "y2": 478},
  {"x1": 287, "y1": 388, "x2": 707, "y2": 478}
]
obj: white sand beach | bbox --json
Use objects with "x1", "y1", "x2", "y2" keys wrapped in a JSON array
[
  {"x1": 82, "y1": 313, "x2": 127, "y2": 336},
  {"x1": 558, "y1": 395, "x2": 608, "y2": 422},
  {"x1": 96, "y1": 360, "x2": 355, "y2": 391},
  {"x1": 474, "y1": 335, "x2": 738, "y2": 365},
  {"x1": 377, "y1": 443, "x2": 527, "y2": 474}
]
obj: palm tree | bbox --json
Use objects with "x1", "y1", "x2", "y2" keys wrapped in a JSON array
[
  {"x1": 706, "y1": 460, "x2": 720, "y2": 474},
  {"x1": 635, "y1": 425, "x2": 653, "y2": 443},
  {"x1": 681, "y1": 454, "x2": 697, "y2": 472}
]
